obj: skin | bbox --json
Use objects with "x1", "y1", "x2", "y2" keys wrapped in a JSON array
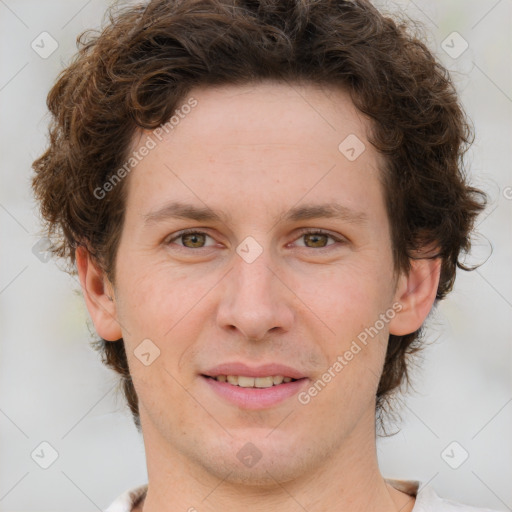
[{"x1": 77, "y1": 81, "x2": 440, "y2": 512}]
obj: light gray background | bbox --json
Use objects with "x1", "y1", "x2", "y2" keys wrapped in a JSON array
[{"x1": 0, "y1": 0, "x2": 511, "y2": 510}]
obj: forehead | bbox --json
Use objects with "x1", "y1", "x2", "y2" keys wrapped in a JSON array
[
  {"x1": 124, "y1": 81, "x2": 386, "y2": 225},
  {"x1": 160, "y1": 80, "x2": 370, "y2": 147}
]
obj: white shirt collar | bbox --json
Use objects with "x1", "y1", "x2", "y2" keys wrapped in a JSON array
[{"x1": 105, "y1": 479, "x2": 500, "y2": 512}]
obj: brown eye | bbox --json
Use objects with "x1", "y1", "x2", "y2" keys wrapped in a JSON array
[
  {"x1": 294, "y1": 230, "x2": 342, "y2": 249},
  {"x1": 166, "y1": 230, "x2": 215, "y2": 249},
  {"x1": 303, "y1": 232, "x2": 330, "y2": 248},
  {"x1": 181, "y1": 232, "x2": 207, "y2": 248}
]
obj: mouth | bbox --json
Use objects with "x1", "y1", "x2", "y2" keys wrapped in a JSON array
[
  {"x1": 201, "y1": 374, "x2": 302, "y2": 388},
  {"x1": 200, "y1": 363, "x2": 309, "y2": 409},
  {"x1": 200, "y1": 362, "x2": 309, "y2": 408}
]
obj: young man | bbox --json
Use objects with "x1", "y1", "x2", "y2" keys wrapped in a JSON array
[{"x1": 32, "y1": 0, "x2": 495, "y2": 511}]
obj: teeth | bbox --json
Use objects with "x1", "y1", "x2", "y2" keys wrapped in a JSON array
[
  {"x1": 238, "y1": 376, "x2": 255, "y2": 387},
  {"x1": 226, "y1": 375, "x2": 238, "y2": 385},
  {"x1": 255, "y1": 376, "x2": 274, "y2": 388},
  {"x1": 213, "y1": 375, "x2": 297, "y2": 388}
]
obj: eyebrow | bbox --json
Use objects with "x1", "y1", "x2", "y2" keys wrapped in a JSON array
[{"x1": 143, "y1": 201, "x2": 368, "y2": 226}]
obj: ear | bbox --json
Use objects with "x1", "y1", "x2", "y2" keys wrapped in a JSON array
[
  {"x1": 75, "y1": 245, "x2": 123, "y2": 341},
  {"x1": 389, "y1": 256, "x2": 442, "y2": 336}
]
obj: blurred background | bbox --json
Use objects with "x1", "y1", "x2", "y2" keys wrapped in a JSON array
[{"x1": 0, "y1": 0, "x2": 510, "y2": 510}]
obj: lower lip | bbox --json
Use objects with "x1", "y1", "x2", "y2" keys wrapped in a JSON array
[{"x1": 201, "y1": 376, "x2": 309, "y2": 409}]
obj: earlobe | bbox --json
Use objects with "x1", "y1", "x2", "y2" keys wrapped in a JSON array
[
  {"x1": 389, "y1": 257, "x2": 442, "y2": 336},
  {"x1": 75, "y1": 245, "x2": 123, "y2": 341}
]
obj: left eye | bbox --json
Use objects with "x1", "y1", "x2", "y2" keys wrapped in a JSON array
[
  {"x1": 166, "y1": 229, "x2": 342, "y2": 250},
  {"x1": 293, "y1": 230, "x2": 341, "y2": 249}
]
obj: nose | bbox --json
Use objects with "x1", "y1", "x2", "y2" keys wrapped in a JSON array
[{"x1": 215, "y1": 246, "x2": 295, "y2": 341}]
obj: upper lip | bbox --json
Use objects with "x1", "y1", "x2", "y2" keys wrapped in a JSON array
[{"x1": 202, "y1": 362, "x2": 307, "y2": 380}]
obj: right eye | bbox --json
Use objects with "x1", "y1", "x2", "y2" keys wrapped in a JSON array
[{"x1": 165, "y1": 229, "x2": 217, "y2": 249}]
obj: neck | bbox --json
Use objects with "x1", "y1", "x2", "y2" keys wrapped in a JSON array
[{"x1": 136, "y1": 408, "x2": 415, "y2": 512}]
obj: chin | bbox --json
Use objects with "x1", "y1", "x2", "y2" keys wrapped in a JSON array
[
  {"x1": 202, "y1": 455, "x2": 309, "y2": 487},
  {"x1": 191, "y1": 434, "x2": 321, "y2": 487}
]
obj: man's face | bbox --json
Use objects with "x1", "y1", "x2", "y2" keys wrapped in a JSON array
[{"x1": 112, "y1": 82, "x2": 400, "y2": 484}]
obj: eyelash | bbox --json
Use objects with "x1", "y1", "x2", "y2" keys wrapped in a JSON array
[{"x1": 165, "y1": 228, "x2": 346, "y2": 251}]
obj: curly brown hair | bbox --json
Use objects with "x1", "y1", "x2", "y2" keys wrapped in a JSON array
[{"x1": 32, "y1": 0, "x2": 486, "y2": 433}]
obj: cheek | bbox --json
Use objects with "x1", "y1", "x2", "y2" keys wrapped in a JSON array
[
  {"x1": 115, "y1": 255, "x2": 189, "y2": 330},
  {"x1": 114, "y1": 257, "x2": 216, "y2": 382},
  {"x1": 291, "y1": 256, "x2": 394, "y2": 397},
  {"x1": 298, "y1": 277, "x2": 391, "y2": 421},
  {"x1": 294, "y1": 256, "x2": 394, "y2": 330}
]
